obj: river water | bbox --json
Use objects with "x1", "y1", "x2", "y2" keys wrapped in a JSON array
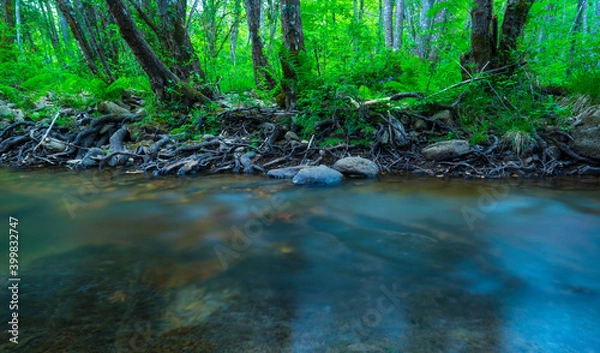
[{"x1": 0, "y1": 169, "x2": 599, "y2": 353}]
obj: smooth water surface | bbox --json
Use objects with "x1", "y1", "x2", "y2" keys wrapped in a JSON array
[{"x1": 1, "y1": 169, "x2": 599, "y2": 353}]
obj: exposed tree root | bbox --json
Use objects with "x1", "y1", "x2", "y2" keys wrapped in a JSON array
[{"x1": 1, "y1": 101, "x2": 599, "y2": 179}]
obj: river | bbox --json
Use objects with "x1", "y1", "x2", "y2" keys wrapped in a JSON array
[{"x1": 0, "y1": 169, "x2": 599, "y2": 352}]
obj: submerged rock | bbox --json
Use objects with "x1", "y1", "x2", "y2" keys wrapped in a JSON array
[
  {"x1": 421, "y1": 140, "x2": 470, "y2": 161},
  {"x1": 267, "y1": 166, "x2": 307, "y2": 179},
  {"x1": 570, "y1": 114, "x2": 600, "y2": 160},
  {"x1": 333, "y1": 156, "x2": 379, "y2": 178},
  {"x1": 292, "y1": 165, "x2": 343, "y2": 185}
]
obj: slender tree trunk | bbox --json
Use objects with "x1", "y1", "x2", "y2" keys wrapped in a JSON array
[
  {"x1": 383, "y1": 0, "x2": 393, "y2": 47},
  {"x1": 56, "y1": 0, "x2": 99, "y2": 75},
  {"x1": 498, "y1": 0, "x2": 535, "y2": 67},
  {"x1": 428, "y1": 0, "x2": 448, "y2": 60},
  {"x1": 3, "y1": 0, "x2": 16, "y2": 45},
  {"x1": 569, "y1": 0, "x2": 587, "y2": 72},
  {"x1": 468, "y1": 0, "x2": 494, "y2": 72},
  {"x1": 15, "y1": 0, "x2": 23, "y2": 52},
  {"x1": 595, "y1": 0, "x2": 600, "y2": 34},
  {"x1": 359, "y1": 0, "x2": 364, "y2": 21},
  {"x1": 266, "y1": 0, "x2": 279, "y2": 51},
  {"x1": 392, "y1": 0, "x2": 404, "y2": 50},
  {"x1": 280, "y1": 0, "x2": 305, "y2": 109},
  {"x1": 58, "y1": 8, "x2": 70, "y2": 42},
  {"x1": 41, "y1": 0, "x2": 61, "y2": 54},
  {"x1": 246, "y1": 0, "x2": 276, "y2": 89},
  {"x1": 73, "y1": 0, "x2": 114, "y2": 80},
  {"x1": 202, "y1": 0, "x2": 218, "y2": 58},
  {"x1": 415, "y1": 0, "x2": 434, "y2": 58},
  {"x1": 105, "y1": 0, "x2": 209, "y2": 105},
  {"x1": 157, "y1": 0, "x2": 206, "y2": 82},
  {"x1": 230, "y1": 0, "x2": 241, "y2": 64},
  {"x1": 377, "y1": 0, "x2": 383, "y2": 50}
]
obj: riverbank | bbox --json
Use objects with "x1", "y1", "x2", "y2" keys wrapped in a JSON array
[{"x1": 1, "y1": 94, "x2": 600, "y2": 180}]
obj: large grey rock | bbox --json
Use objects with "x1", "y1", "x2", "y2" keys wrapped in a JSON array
[
  {"x1": 570, "y1": 114, "x2": 600, "y2": 160},
  {"x1": 292, "y1": 165, "x2": 343, "y2": 185},
  {"x1": 333, "y1": 157, "x2": 379, "y2": 178},
  {"x1": 421, "y1": 140, "x2": 470, "y2": 161},
  {"x1": 267, "y1": 166, "x2": 307, "y2": 179}
]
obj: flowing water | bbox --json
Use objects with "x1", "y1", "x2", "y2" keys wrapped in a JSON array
[{"x1": 0, "y1": 169, "x2": 599, "y2": 353}]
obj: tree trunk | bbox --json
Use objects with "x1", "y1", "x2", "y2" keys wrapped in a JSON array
[
  {"x1": 266, "y1": 0, "x2": 279, "y2": 52},
  {"x1": 377, "y1": 0, "x2": 383, "y2": 50},
  {"x1": 2, "y1": 0, "x2": 15, "y2": 45},
  {"x1": 73, "y1": 0, "x2": 114, "y2": 80},
  {"x1": 468, "y1": 0, "x2": 494, "y2": 73},
  {"x1": 201, "y1": 0, "x2": 218, "y2": 58},
  {"x1": 415, "y1": 0, "x2": 434, "y2": 58},
  {"x1": 56, "y1": 0, "x2": 99, "y2": 75},
  {"x1": 595, "y1": 0, "x2": 600, "y2": 34},
  {"x1": 230, "y1": 0, "x2": 241, "y2": 64},
  {"x1": 280, "y1": 0, "x2": 305, "y2": 109},
  {"x1": 156, "y1": 0, "x2": 206, "y2": 83},
  {"x1": 58, "y1": 8, "x2": 70, "y2": 42},
  {"x1": 498, "y1": 0, "x2": 535, "y2": 67},
  {"x1": 383, "y1": 0, "x2": 393, "y2": 47},
  {"x1": 15, "y1": 0, "x2": 23, "y2": 52},
  {"x1": 246, "y1": 0, "x2": 277, "y2": 90},
  {"x1": 358, "y1": 0, "x2": 364, "y2": 20},
  {"x1": 41, "y1": 0, "x2": 61, "y2": 55},
  {"x1": 392, "y1": 0, "x2": 404, "y2": 50},
  {"x1": 105, "y1": 0, "x2": 209, "y2": 105},
  {"x1": 428, "y1": 0, "x2": 448, "y2": 60}
]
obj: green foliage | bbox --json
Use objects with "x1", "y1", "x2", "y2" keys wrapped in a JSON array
[
  {"x1": 454, "y1": 73, "x2": 570, "y2": 147},
  {"x1": 103, "y1": 77, "x2": 151, "y2": 100}
]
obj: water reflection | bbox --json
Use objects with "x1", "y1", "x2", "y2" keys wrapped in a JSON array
[{"x1": 0, "y1": 169, "x2": 599, "y2": 352}]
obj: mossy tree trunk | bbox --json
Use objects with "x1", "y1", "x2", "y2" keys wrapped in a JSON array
[
  {"x1": 463, "y1": 0, "x2": 534, "y2": 76},
  {"x1": 245, "y1": 0, "x2": 277, "y2": 90},
  {"x1": 280, "y1": 0, "x2": 305, "y2": 109},
  {"x1": 106, "y1": 0, "x2": 209, "y2": 106}
]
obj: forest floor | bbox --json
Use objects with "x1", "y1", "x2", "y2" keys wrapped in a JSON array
[{"x1": 1, "y1": 92, "x2": 600, "y2": 179}]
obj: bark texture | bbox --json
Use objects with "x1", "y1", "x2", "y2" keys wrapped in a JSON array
[
  {"x1": 280, "y1": 0, "x2": 306, "y2": 109},
  {"x1": 383, "y1": 0, "x2": 393, "y2": 47},
  {"x1": 105, "y1": 0, "x2": 208, "y2": 105},
  {"x1": 246, "y1": 0, "x2": 277, "y2": 89},
  {"x1": 392, "y1": 0, "x2": 404, "y2": 50},
  {"x1": 498, "y1": 0, "x2": 535, "y2": 66}
]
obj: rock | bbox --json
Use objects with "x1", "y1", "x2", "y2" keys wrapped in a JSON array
[
  {"x1": 267, "y1": 166, "x2": 307, "y2": 179},
  {"x1": 421, "y1": 140, "x2": 470, "y2": 161},
  {"x1": 292, "y1": 165, "x2": 343, "y2": 185},
  {"x1": 333, "y1": 156, "x2": 379, "y2": 178},
  {"x1": 0, "y1": 105, "x2": 13, "y2": 118},
  {"x1": 284, "y1": 131, "x2": 301, "y2": 141},
  {"x1": 98, "y1": 101, "x2": 130, "y2": 115},
  {"x1": 79, "y1": 148, "x2": 105, "y2": 168},
  {"x1": 570, "y1": 114, "x2": 600, "y2": 160},
  {"x1": 432, "y1": 109, "x2": 454, "y2": 126}
]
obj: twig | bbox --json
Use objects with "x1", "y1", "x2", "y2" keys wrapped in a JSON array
[{"x1": 33, "y1": 111, "x2": 60, "y2": 152}]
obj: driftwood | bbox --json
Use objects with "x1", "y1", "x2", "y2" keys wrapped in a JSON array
[{"x1": 348, "y1": 92, "x2": 423, "y2": 109}]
